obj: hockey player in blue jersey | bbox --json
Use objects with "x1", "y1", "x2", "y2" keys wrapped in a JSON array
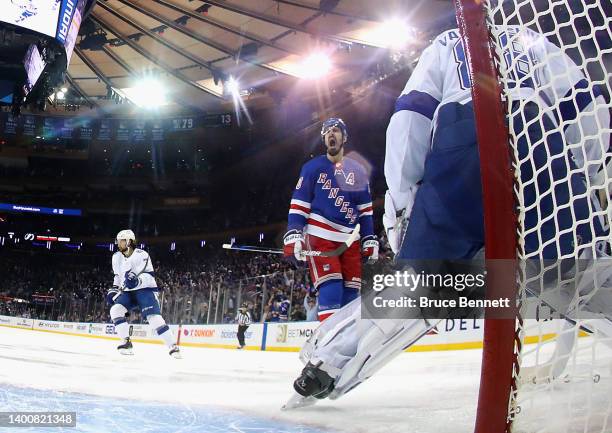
[
  {"x1": 283, "y1": 117, "x2": 379, "y2": 322},
  {"x1": 283, "y1": 26, "x2": 610, "y2": 409},
  {"x1": 107, "y1": 229, "x2": 181, "y2": 358}
]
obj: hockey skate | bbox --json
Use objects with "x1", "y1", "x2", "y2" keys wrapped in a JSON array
[
  {"x1": 117, "y1": 338, "x2": 134, "y2": 355},
  {"x1": 282, "y1": 393, "x2": 318, "y2": 411},
  {"x1": 169, "y1": 344, "x2": 182, "y2": 359},
  {"x1": 282, "y1": 362, "x2": 334, "y2": 410}
]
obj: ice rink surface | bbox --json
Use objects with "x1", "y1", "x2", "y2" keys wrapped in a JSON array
[{"x1": 0, "y1": 327, "x2": 483, "y2": 433}]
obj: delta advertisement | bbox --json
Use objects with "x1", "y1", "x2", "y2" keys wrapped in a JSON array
[{"x1": 0, "y1": 315, "x2": 565, "y2": 352}]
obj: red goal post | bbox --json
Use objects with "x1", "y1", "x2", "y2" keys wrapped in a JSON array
[{"x1": 454, "y1": 1, "x2": 519, "y2": 432}]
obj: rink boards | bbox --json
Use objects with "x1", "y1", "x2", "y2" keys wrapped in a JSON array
[{"x1": 0, "y1": 314, "x2": 564, "y2": 352}]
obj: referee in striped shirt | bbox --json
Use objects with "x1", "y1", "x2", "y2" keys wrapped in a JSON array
[{"x1": 236, "y1": 303, "x2": 251, "y2": 349}]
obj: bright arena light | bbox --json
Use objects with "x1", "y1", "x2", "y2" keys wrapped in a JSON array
[
  {"x1": 300, "y1": 52, "x2": 332, "y2": 79},
  {"x1": 123, "y1": 78, "x2": 168, "y2": 108},
  {"x1": 56, "y1": 91, "x2": 65, "y2": 100},
  {"x1": 369, "y1": 18, "x2": 414, "y2": 49},
  {"x1": 226, "y1": 77, "x2": 240, "y2": 95}
]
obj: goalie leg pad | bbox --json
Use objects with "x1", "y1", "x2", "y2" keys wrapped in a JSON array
[
  {"x1": 327, "y1": 317, "x2": 440, "y2": 399},
  {"x1": 297, "y1": 261, "x2": 483, "y2": 398},
  {"x1": 299, "y1": 262, "x2": 468, "y2": 366},
  {"x1": 299, "y1": 296, "x2": 361, "y2": 366},
  {"x1": 301, "y1": 294, "x2": 439, "y2": 399},
  {"x1": 299, "y1": 263, "x2": 434, "y2": 366}
]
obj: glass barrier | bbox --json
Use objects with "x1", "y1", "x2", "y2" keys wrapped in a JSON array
[{"x1": 0, "y1": 268, "x2": 319, "y2": 325}]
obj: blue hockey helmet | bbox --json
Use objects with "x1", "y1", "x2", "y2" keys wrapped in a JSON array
[{"x1": 321, "y1": 117, "x2": 348, "y2": 141}]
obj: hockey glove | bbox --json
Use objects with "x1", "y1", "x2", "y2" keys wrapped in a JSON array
[
  {"x1": 106, "y1": 286, "x2": 121, "y2": 306},
  {"x1": 283, "y1": 229, "x2": 306, "y2": 265},
  {"x1": 383, "y1": 189, "x2": 415, "y2": 255},
  {"x1": 361, "y1": 235, "x2": 379, "y2": 264},
  {"x1": 123, "y1": 271, "x2": 140, "y2": 289}
]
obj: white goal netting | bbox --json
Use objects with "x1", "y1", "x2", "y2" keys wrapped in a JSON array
[{"x1": 482, "y1": 0, "x2": 612, "y2": 432}]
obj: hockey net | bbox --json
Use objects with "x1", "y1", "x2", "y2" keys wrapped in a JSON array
[{"x1": 456, "y1": 1, "x2": 612, "y2": 432}]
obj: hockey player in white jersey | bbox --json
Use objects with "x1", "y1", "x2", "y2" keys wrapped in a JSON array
[
  {"x1": 283, "y1": 25, "x2": 610, "y2": 409},
  {"x1": 107, "y1": 229, "x2": 181, "y2": 358}
]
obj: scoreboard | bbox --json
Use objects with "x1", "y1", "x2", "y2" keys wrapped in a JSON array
[
  {"x1": 1, "y1": 0, "x2": 88, "y2": 59},
  {"x1": 0, "y1": 112, "x2": 232, "y2": 140},
  {"x1": 0, "y1": 202, "x2": 82, "y2": 216}
]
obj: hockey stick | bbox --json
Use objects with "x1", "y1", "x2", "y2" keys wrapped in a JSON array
[
  {"x1": 223, "y1": 224, "x2": 361, "y2": 258},
  {"x1": 222, "y1": 245, "x2": 284, "y2": 254}
]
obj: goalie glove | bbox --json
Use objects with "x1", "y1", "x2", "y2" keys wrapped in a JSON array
[
  {"x1": 106, "y1": 286, "x2": 121, "y2": 306},
  {"x1": 382, "y1": 189, "x2": 416, "y2": 255},
  {"x1": 283, "y1": 229, "x2": 306, "y2": 265},
  {"x1": 123, "y1": 271, "x2": 140, "y2": 289}
]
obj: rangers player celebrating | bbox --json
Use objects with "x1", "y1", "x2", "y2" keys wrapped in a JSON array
[
  {"x1": 107, "y1": 229, "x2": 181, "y2": 358},
  {"x1": 283, "y1": 117, "x2": 379, "y2": 322}
]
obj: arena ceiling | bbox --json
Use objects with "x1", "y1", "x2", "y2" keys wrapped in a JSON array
[{"x1": 64, "y1": 0, "x2": 454, "y2": 114}]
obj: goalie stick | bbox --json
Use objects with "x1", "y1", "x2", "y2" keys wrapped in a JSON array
[{"x1": 223, "y1": 224, "x2": 361, "y2": 258}]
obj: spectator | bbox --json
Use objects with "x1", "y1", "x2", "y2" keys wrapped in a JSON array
[
  {"x1": 0, "y1": 246, "x2": 317, "y2": 324},
  {"x1": 304, "y1": 289, "x2": 319, "y2": 322}
]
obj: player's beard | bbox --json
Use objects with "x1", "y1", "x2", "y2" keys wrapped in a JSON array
[
  {"x1": 117, "y1": 242, "x2": 130, "y2": 255},
  {"x1": 326, "y1": 137, "x2": 343, "y2": 157}
]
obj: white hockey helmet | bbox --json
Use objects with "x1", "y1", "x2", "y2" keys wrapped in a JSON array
[{"x1": 115, "y1": 229, "x2": 136, "y2": 245}]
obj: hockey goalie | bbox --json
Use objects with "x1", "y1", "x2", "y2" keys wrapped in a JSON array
[{"x1": 283, "y1": 23, "x2": 611, "y2": 410}]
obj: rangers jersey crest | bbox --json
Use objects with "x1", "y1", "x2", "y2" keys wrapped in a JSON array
[{"x1": 288, "y1": 155, "x2": 374, "y2": 242}]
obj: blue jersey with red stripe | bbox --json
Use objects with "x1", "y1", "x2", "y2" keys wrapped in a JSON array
[{"x1": 288, "y1": 155, "x2": 374, "y2": 242}]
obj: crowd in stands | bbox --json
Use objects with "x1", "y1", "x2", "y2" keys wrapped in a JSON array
[{"x1": 0, "y1": 247, "x2": 319, "y2": 325}]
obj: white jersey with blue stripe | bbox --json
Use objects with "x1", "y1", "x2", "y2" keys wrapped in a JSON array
[
  {"x1": 385, "y1": 26, "x2": 609, "y2": 214},
  {"x1": 112, "y1": 249, "x2": 157, "y2": 291}
]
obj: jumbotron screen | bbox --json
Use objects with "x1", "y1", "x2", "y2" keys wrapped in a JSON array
[{"x1": 1, "y1": 0, "x2": 62, "y2": 38}]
